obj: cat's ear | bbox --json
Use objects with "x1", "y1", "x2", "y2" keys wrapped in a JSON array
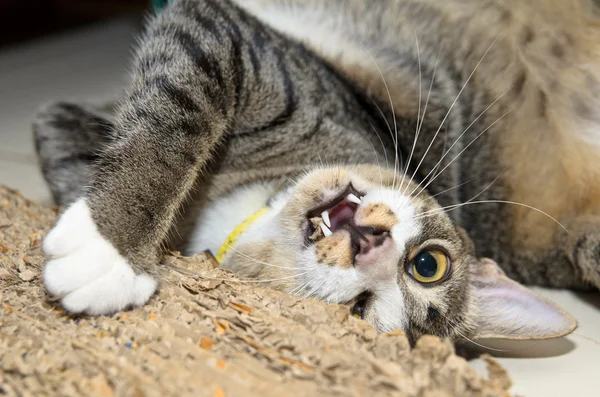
[{"x1": 471, "y1": 258, "x2": 577, "y2": 340}]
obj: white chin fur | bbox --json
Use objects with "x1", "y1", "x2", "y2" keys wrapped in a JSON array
[
  {"x1": 370, "y1": 282, "x2": 409, "y2": 332},
  {"x1": 43, "y1": 198, "x2": 157, "y2": 315}
]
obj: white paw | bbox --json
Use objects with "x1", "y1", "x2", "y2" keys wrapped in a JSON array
[{"x1": 43, "y1": 199, "x2": 157, "y2": 315}]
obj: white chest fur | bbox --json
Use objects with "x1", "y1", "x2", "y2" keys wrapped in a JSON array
[{"x1": 183, "y1": 182, "x2": 282, "y2": 256}]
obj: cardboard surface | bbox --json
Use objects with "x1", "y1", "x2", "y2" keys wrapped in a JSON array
[{"x1": 0, "y1": 185, "x2": 512, "y2": 396}]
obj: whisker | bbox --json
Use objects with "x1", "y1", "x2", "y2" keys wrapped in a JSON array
[
  {"x1": 425, "y1": 168, "x2": 504, "y2": 205},
  {"x1": 399, "y1": 28, "x2": 431, "y2": 193},
  {"x1": 194, "y1": 270, "x2": 311, "y2": 284},
  {"x1": 424, "y1": 122, "x2": 450, "y2": 187},
  {"x1": 415, "y1": 43, "x2": 443, "y2": 147},
  {"x1": 347, "y1": 223, "x2": 369, "y2": 243},
  {"x1": 368, "y1": 121, "x2": 391, "y2": 171},
  {"x1": 414, "y1": 27, "x2": 422, "y2": 161},
  {"x1": 303, "y1": 275, "x2": 329, "y2": 300},
  {"x1": 406, "y1": 33, "x2": 502, "y2": 196},
  {"x1": 423, "y1": 169, "x2": 502, "y2": 207},
  {"x1": 289, "y1": 263, "x2": 323, "y2": 296},
  {"x1": 198, "y1": 230, "x2": 299, "y2": 271},
  {"x1": 410, "y1": 85, "x2": 513, "y2": 198},
  {"x1": 444, "y1": 316, "x2": 508, "y2": 352},
  {"x1": 358, "y1": 40, "x2": 400, "y2": 190},
  {"x1": 412, "y1": 109, "x2": 511, "y2": 198},
  {"x1": 364, "y1": 133, "x2": 385, "y2": 187},
  {"x1": 463, "y1": 169, "x2": 505, "y2": 204},
  {"x1": 402, "y1": 27, "x2": 422, "y2": 191},
  {"x1": 290, "y1": 279, "x2": 311, "y2": 296},
  {"x1": 304, "y1": 274, "x2": 329, "y2": 299},
  {"x1": 316, "y1": 150, "x2": 326, "y2": 168},
  {"x1": 426, "y1": 177, "x2": 480, "y2": 200},
  {"x1": 416, "y1": 199, "x2": 569, "y2": 233},
  {"x1": 369, "y1": 98, "x2": 397, "y2": 151},
  {"x1": 225, "y1": 245, "x2": 299, "y2": 270}
]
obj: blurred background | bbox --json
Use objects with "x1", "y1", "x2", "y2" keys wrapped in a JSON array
[
  {"x1": 0, "y1": 0, "x2": 148, "y2": 48},
  {"x1": 0, "y1": 0, "x2": 151, "y2": 204}
]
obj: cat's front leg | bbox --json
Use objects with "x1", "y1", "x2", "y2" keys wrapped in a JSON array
[
  {"x1": 43, "y1": 200, "x2": 158, "y2": 315},
  {"x1": 42, "y1": 0, "x2": 242, "y2": 314}
]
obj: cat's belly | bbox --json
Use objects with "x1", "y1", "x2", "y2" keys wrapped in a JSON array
[{"x1": 183, "y1": 182, "x2": 280, "y2": 256}]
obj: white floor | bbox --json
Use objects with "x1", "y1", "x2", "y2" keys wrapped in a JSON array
[{"x1": 1, "y1": 18, "x2": 598, "y2": 397}]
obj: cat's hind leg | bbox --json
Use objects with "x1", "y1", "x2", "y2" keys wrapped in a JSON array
[
  {"x1": 34, "y1": 102, "x2": 115, "y2": 205},
  {"x1": 558, "y1": 216, "x2": 600, "y2": 289}
]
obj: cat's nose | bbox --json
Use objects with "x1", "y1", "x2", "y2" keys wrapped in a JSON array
[
  {"x1": 349, "y1": 225, "x2": 392, "y2": 262},
  {"x1": 350, "y1": 225, "x2": 396, "y2": 281}
]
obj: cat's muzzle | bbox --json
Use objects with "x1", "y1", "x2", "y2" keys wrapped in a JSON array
[{"x1": 305, "y1": 184, "x2": 390, "y2": 261}]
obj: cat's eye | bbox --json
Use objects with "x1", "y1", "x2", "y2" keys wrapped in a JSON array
[
  {"x1": 351, "y1": 300, "x2": 366, "y2": 319},
  {"x1": 350, "y1": 295, "x2": 369, "y2": 319},
  {"x1": 409, "y1": 249, "x2": 450, "y2": 284}
]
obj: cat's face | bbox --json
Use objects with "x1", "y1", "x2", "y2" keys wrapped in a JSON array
[
  {"x1": 280, "y1": 165, "x2": 475, "y2": 341},
  {"x1": 224, "y1": 165, "x2": 576, "y2": 342}
]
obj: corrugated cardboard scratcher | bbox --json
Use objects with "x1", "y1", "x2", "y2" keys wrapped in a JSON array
[{"x1": 0, "y1": 185, "x2": 512, "y2": 396}]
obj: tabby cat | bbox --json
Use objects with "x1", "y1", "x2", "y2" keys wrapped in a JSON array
[{"x1": 35, "y1": 0, "x2": 600, "y2": 342}]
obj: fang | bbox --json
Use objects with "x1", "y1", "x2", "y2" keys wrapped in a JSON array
[
  {"x1": 320, "y1": 222, "x2": 333, "y2": 237},
  {"x1": 347, "y1": 193, "x2": 362, "y2": 204},
  {"x1": 321, "y1": 210, "x2": 331, "y2": 227}
]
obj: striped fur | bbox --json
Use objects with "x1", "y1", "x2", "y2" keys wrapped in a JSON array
[{"x1": 33, "y1": 0, "x2": 600, "y2": 323}]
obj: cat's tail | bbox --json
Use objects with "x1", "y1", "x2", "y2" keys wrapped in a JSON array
[{"x1": 33, "y1": 102, "x2": 116, "y2": 206}]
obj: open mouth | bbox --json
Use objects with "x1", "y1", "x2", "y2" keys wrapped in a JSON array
[
  {"x1": 306, "y1": 184, "x2": 363, "y2": 240},
  {"x1": 305, "y1": 184, "x2": 391, "y2": 259}
]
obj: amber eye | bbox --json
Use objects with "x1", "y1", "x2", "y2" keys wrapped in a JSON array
[{"x1": 409, "y1": 250, "x2": 450, "y2": 283}]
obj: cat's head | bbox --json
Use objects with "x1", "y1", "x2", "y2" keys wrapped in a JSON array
[{"x1": 223, "y1": 165, "x2": 576, "y2": 343}]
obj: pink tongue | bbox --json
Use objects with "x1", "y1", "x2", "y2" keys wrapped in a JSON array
[{"x1": 330, "y1": 203, "x2": 356, "y2": 231}]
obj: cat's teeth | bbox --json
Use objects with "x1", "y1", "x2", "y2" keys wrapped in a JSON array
[
  {"x1": 320, "y1": 222, "x2": 333, "y2": 237},
  {"x1": 347, "y1": 193, "x2": 362, "y2": 204},
  {"x1": 321, "y1": 210, "x2": 331, "y2": 228}
]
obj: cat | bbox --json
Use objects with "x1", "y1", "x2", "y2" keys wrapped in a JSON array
[
  {"x1": 35, "y1": 107, "x2": 577, "y2": 343},
  {"x1": 34, "y1": 0, "x2": 600, "y2": 342}
]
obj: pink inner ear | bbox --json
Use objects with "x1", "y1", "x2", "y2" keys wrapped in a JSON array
[{"x1": 471, "y1": 259, "x2": 577, "y2": 340}]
